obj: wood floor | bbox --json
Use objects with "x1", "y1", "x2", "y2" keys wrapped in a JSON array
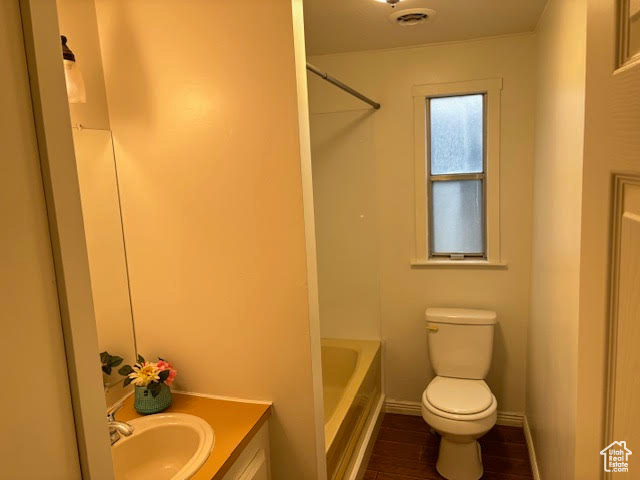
[{"x1": 364, "y1": 414, "x2": 533, "y2": 480}]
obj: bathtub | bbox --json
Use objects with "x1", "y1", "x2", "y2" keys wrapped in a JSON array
[{"x1": 322, "y1": 338, "x2": 381, "y2": 480}]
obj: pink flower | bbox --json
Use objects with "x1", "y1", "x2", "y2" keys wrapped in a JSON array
[
  {"x1": 156, "y1": 360, "x2": 170, "y2": 370},
  {"x1": 157, "y1": 360, "x2": 178, "y2": 386}
]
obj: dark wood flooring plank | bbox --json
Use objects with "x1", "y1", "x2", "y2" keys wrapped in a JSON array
[
  {"x1": 481, "y1": 472, "x2": 533, "y2": 480},
  {"x1": 377, "y1": 426, "x2": 439, "y2": 447},
  {"x1": 382, "y1": 413, "x2": 430, "y2": 432},
  {"x1": 363, "y1": 470, "x2": 379, "y2": 480},
  {"x1": 482, "y1": 454, "x2": 533, "y2": 477},
  {"x1": 367, "y1": 415, "x2": 533, "y2": 479},
  {"x1": 482, "y1": 426, "x2": 527, "y2": 445},
  {"x1": 377, "y1": 473, "x2": 437, "y2": 480},
  {"x1": 368, "y1": 454, "x2": 443, "y2": 479},
  {"x1": 418, "y1": 444, "x2": 439, "y2": 464},
  {"x1": 373, "y1": 440, "x2": 422, "y2": 461},
  {"x1": 479, "y1": 439, "x2": 529, "y2": 459}
]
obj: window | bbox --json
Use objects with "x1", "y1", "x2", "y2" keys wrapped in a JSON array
[
  {"x1": 412, "y1": 79, "x2": 502, "y2": 265},
  {"x1": 429, "y1": 94, "x2": 485, "y2": 258}
]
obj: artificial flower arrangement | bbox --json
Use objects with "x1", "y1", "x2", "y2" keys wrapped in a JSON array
[
  {"x1": 118, "y1": 355, "x2": 177, "y2": 414},
  {"x1": 119, "y1": 355, "x2": 177, "y2": 395}
]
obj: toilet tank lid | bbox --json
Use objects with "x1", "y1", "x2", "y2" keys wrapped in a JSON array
[{"x1": 425, "y1": 308, "x2": 497, "y2": 325}]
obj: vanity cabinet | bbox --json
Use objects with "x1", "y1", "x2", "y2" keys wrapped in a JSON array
[{"x1": 221, "y1": 422, "x2": 271, "y2": 480}]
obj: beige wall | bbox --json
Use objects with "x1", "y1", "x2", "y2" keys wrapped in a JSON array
[
  {"x1": 94, "y1": 0, "x2": 323, "y2": 477},
  {"x1": 526, "y1": 0, "x2": 586, "y2": 478},
  {"x1": 56, "y1": 0, "x2": 110, "y2": 130},
  {"x1": 0, "y1": 1, "x2": 81, "y2": 478},
  {"x1": 308, "y1": 34, "x2": 536, "y2": 413}
]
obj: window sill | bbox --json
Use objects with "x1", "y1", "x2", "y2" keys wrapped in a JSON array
[{"x1": 410, "y1": 259, "x2": 508, "y2": 269}]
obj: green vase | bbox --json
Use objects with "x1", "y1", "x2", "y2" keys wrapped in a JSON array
[{"x1": 134, "y1": 384, "x2": 172, "y2": 415}]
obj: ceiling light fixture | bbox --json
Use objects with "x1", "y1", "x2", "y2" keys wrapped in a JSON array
[
  {"x1": 376, "y1": 0, "x2": 402, "y2": 7},
  {"x1": 61, "y1": 35, "x2": 86, "y2": 104}
]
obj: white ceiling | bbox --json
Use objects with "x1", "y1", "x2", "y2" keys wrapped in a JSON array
[{"x1": 304, "y1": 0, "x2": 548, "y2": 56}]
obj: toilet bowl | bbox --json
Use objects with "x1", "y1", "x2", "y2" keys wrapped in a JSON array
[
  {"x1": 421, "y1": 377, "x2": 497, "y2": 479},
  {"x1": 422, "y1": 308, "x2": 498, "y2": 480}
]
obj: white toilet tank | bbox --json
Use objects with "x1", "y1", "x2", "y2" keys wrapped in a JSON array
[{"x1": 426, "y1": 308, "x2": 497, "y2": 379}]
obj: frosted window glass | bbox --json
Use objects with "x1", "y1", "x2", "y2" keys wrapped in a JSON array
[
  {"x1": 431, "y1": 180, "x2": 484, "y2": 254},
  {"x1": 430, "y1": 95, "x2": 483, "y2": 175}
]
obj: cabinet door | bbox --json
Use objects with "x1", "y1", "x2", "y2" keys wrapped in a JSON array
[
  {"x1": 237, "y1": 448, "x2": 269, "y2": 480},
  {"x1": 221, "y1": 422, "x2": 271, "y2": 480}
]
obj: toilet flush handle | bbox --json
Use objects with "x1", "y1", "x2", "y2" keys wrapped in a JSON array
[{"x1": 426, "y1": 324, "x2": 439, "y2": 332}]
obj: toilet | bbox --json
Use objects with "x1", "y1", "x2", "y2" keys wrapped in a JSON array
[{"x1": 421, "y1": 308, "x2": 497, "y2": 480}]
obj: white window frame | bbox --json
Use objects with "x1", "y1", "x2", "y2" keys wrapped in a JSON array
[{"x1": 412, "y1": 78, "x2": 503, "y2": 267}]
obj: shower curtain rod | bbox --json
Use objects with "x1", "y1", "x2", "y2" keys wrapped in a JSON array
[{"x1": 306, "y1": 63, "x2": 381, "y2": 110}]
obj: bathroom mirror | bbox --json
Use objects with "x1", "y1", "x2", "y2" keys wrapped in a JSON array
[
  {"x1": 620, "y1": 0, "x2": 640, "y2": 65},
  {"x1": 72, "y1": 127, "x2": 136, "y2": 402}
]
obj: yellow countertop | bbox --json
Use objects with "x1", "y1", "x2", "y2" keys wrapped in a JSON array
[{"x1": 118, "y1": 392, "x2": 271, "y2": 479}]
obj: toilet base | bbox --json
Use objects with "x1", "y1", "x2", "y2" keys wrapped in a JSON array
[{"x1": 436, "y1": 437, "x2": 483, "y2": 480}]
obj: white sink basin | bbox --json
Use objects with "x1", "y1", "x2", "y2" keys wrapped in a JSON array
[{"x1": 112, "y1": 413, "x2": 215, "y2": 480}]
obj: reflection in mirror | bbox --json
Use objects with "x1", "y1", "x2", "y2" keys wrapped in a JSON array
[{"x1": 72, "y1": 128, "x2": 136, "y2": 406}]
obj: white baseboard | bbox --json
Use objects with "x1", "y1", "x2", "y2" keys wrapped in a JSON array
[
  {"x1": 347, "y1": 393, "x2": 385, "y2": 480},
  {"x1": 496, "y1": 411, "x2": 524, "y2": 427},
  {"x1": 384, "y1": 399, "x2": 422, "y2": 416},
  {"x1": 523, "y1": 415, "x2": 541, "y2": 480},
  {"x1": 384, "y1": 399, "x2": 524, "y2": 427}
]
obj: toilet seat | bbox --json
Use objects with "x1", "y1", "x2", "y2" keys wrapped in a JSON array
[
  {"x1": 423, "y1": 376, "x2": 497, "y2": 421},
  {"x1": 427, "y1": 376, "x2": 493, "y2": 414}
]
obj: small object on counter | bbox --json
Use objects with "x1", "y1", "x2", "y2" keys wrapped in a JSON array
[{"x1": 118, "y1": 355, "x2": 178, "y2": 415}]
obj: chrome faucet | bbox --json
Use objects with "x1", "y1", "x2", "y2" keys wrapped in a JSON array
[{"x1": 107, "y1": 404, "x2": 134, "y2": 446}]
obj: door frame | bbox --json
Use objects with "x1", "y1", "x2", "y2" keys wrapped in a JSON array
[{"x1": 19, "y1": 1, "x2": 114, "y2": 478}]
